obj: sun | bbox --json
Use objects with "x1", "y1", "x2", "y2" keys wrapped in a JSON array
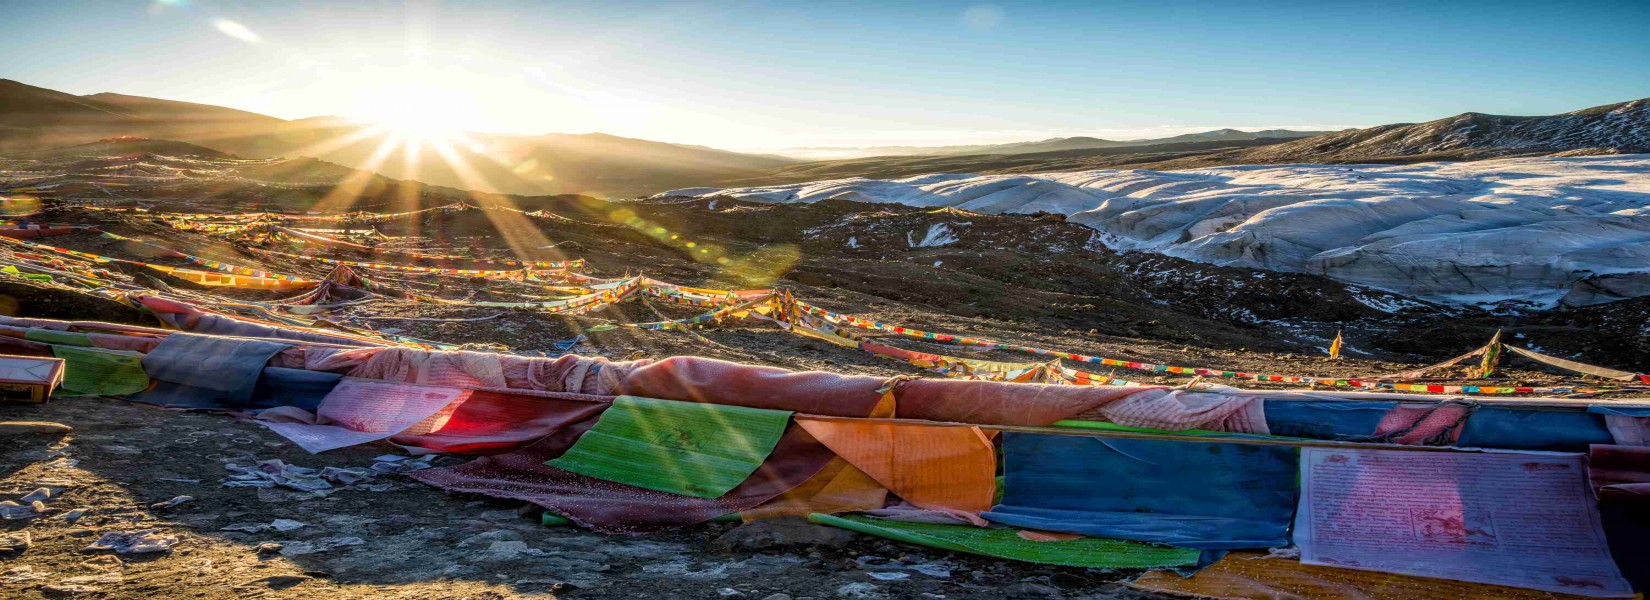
[{"x1": 348, "y1": 83, "x2": 485, "y2": 141}]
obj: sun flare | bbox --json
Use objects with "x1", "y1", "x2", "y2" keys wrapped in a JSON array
[{"x1": 348, "y1": 83, "x2": 484, "y2": 141}]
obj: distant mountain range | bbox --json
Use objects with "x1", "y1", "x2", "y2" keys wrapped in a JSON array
[
  {"x1": 3, "y1": 78, "x2": 1647, "y2": 198},
  {"x1": 779, "y1": 129, "x2": 1331, "y2": 160},
  {"x1": 732, "y1": 99, "x2": 1650, "y2": 186},
  {"x1": 0, "y1": 79, "x2": 796, "y2": 198}
]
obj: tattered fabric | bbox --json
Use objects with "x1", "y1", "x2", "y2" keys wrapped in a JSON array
[
  {"x1": 131, "y1": 332, "x2": 291, "y2": 409},
  {"x1": 616, "y1": 356, "x2": 888, "y2": 417},
  {"x1": 892, "y1": 378, "x2": 1151, "y2": 425},
  {"x1": 1457, "y1": 407, "x2": 1614, "y2": 451},
  {"x1": 984, "y1": 433, "x2": 1298, "y2": 550},
  {"x1": 410, "y1": 421, "x2": 837, "y2": 533}
]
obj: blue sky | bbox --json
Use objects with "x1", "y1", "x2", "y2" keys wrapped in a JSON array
[{"x1": 2, "y1": 0, "x2": 1647, "y2": 151}]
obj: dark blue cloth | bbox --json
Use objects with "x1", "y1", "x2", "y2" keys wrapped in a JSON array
[
  {"x1": 251, "y1": 367, "x2": 342, "y2": 411},
  {"x1": 1457, "y1": 407, "x2": 1614, "y2": 451},
  {"x1": 982, "y1": 433, "x2": 1299, "y2": 550},
  {"x1": 1591, "y1": 406, "x2": 1650, "y2": 417},
  {"x1": 1262, "y1": 400, "x2": 1396, "y2": 440},
  {"x1": 131, "y1": 333, "x2": 292, "y2": 409}
]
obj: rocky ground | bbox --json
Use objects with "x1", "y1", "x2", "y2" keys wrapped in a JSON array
[{"x1": 2, "y1": 399, "x2": 1172, "y2": 600}]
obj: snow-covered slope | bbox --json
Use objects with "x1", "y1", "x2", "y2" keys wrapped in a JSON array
[{"x1": 655, "y1": 155, "x2": 1650, "y2": 307}]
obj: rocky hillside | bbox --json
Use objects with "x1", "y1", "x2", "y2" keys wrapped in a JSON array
[{"x1": 1241, "y1": 99, "x2": 1650, "y2": 163}]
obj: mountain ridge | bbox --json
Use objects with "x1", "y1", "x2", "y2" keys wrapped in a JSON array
[
  {"x1": 0, "y1": 79, "x2": 798, "y2": 198},
  {"x1": 777, "y1": 129, "x2": 1332, "y2": 159}
]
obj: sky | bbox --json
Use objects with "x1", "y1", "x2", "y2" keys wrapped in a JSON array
[{"x1": 3, "y1": 0, "x2": 1648, "y2": 152}]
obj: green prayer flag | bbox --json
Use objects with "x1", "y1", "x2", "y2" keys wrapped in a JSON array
[
  {"x1": 546, "y1": 395, "x2": 792, "y2": 498},
  {"x1": 808, "y1": 514, "x2": 1201, "y2": 569},
  {"x1": 26, "y1": 329, "x2": 93, "y2": 347},
  {"x1": 2, "y1": 265, "x2": 51, "y2": 282},
  {"x1": 52, "y1": 345, "x2": 151, "y2": 397}
]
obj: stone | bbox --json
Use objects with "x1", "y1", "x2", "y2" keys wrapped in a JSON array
[
  {"x1": 0, "y1": 421, "x2": 72, "y2": 436},
  {"x1": 709, "y1": 517, "x2": 857, "y2": 553},
  {"x1": 1002, "y1": 582, "x2": 1065, "y2": 599},
  {"x1": 149, "y1": 496, "x2": 193, "y2": 510},
  {"x1": 0, "y1": 530, "x2": 30, "y2": 554},
  {"x1": 83, "y1": 530, "x2": 179, "y2": 554},
  {"x1": 457, "y1": 530, "x2": 523, "y2": 547},
  {"x1": 835, "y1": 582, "x2": 885, "y2": 599},
  {"x1": 79, "y1": 556, "x2": 122, "y2": 569},
  {"x1": 238, "y1": 575, "x2": 310, "y2": 589},
  {"x1": 20, "y1": 487, "x2": 54, "y2": 503}
]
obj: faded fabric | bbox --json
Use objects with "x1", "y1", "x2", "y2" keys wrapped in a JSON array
[
  {"x1": 1598, "y1": 484, "x2": 1650, "y2": 593},
  {"x1": 984, "y1": 433, "x2": 1298, "y2": 550},
  {"x1": 546, "y1": 396, "x2": 793, "y2": 498},
  {"x1": 53, "y1": 345, "x2": 149, "y2": 397},
  {"x1": 796, "y1": 418, "x2": 996, "y2": 512},
  {"x1": 132, "y1": 333, "x2": 291, "y2": 409},
  {"x1": 809, "y1": 514, "x2": 1202, "y2": 570},
  {"x1": 616, "y1": 356, "x2": 887, "y2": 417},
  {"x1": 1591, "y1": 406, "x2": 1650, "y2": 447},
  {"x1": 1263, "y1": 400, "x2": 1396, "y2": 440},
  {"x1": 1090, "y1": 389, "x2": 1267, "y2": 433},
  {"x1": 738, "y1": 457, "x2": 888, "y2": 520},
  {"x1": 0, "y1": 334, "x2": 54, "y2": 357},
  {"x1": 390, "y1": 390, "x2": 611, "y2": 455},
  {"x1": 1589, "y1": 444, "x2": 1650, "y2": 491},
  {"x1": 346, "y1": 348, "x2": 643, "y2": 395},
  {"x1": 251, "y1": 367, "x2": 343, "y2": 411},
  {"x1": 410, "y1": 421, "x2": 837, "y2": 533},
  {"x1": 1457, "y1": 407, "x2": 1614, "y2": 451},
  {"x1": 893, "y1": 378, "x2": 1153, "y2": 426},
  {"x1": 1373, "y1": 403, "x2": 1470, "y2": 445},
  {"x1": 87, "y1": 333, "x2": 161, "y2": 353},
  {"x1": 261, "y1": 379, "x2": 469, "y2": 453},
  {"x1": 24, "y1": 329, "x2": 91, "y2": 347}
]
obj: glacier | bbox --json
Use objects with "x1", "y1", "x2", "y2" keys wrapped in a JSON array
[{"x1": 655, "y1": 156, "x2": 1650, "y2": 307}]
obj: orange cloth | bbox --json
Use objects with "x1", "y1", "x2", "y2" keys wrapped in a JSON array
[
  {"x1": 796, "y1": 417, "x2": 996, "y2": 512},
  {"x1": 1128, "y1": 551, "x2": 1607, "y2": 600},
  {"x1": 741, "y1": 389, "x2": 898, "y2": 520},
  {"x1": 740, "y1": 457, "x2": 888, "y2": 520}
]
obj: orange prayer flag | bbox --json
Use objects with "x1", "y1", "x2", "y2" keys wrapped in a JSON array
[
  {"x1": 796, "y1": 417, "x2": 996, "y2": 513},
  {"x1": 739, "y1": 457, "x2": 888, "y2": 521}
]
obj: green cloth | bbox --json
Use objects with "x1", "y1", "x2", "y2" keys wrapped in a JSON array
[
  {"x1": 808, "y1": 514, "x2": 1202, "y2": 569},
  {"x1": 2, "y1": 265, "x2": 52, "y2": 282},
  {"x1": 546, "y1": 395, "x2": 792, "y2": 498},
  {"x1": 52, "y1": 345, "x2": 150, "y2": 397},
  {"x1": 25, "y1": 329, "x2": 93, "y2": 347}
]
